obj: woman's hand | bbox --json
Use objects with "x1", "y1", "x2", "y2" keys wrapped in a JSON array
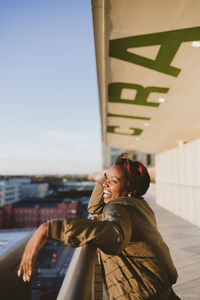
[{"x1": 17, "y1": 223, "x2": 48, "y2": 282}]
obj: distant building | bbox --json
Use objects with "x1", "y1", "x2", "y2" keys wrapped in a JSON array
[
  {"x1": 0, "y1": 208, "x2": 3, "y2": 228},
  {"x1": 102, "y1": 144, "x2": 155, "y2": 169},
  {"x1": 8, "y1": 178, "x2": 31, "y2": 184},
  {"x1": 0, "y1": 181, "x2": 21, "y2": 207},
  {"x1": 58, "y1": 181, "x2": 95, "y2": 192},
  {"x1": 20, "y1": 183, "x2": 49, "y2": 200},
  {"x1": 0, "y1": 201, "x2": 82, "y2": 229},
  {"x1": 0, "y1": 179, "x2": 49, "y2": 206},
  {"x1": 102, "y1": 145, "x2": 124, "y2": 169},
  {"x1": 7, "y1": 178, "x2": 49, "y2": 200},
  {"x1": 88, "y1": 173, "x2": 103, "y2": 181}
]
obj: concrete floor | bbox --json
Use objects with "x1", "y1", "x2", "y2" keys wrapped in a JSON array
[{"x1": 146, "y1": 185, "x2": 200, "y2": 300}]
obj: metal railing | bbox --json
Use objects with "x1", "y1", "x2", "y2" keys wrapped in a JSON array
[
  {"x1": 0, "y1": 231, "x2": 108, "y2": 300},
  {"x1": 0, "y1": 231, "x2": 34, "y2": 299},
  {"x1": 57, "y1": 245, "x2": 97, "y2": 300}
]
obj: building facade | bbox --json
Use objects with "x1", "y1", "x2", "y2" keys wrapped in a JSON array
[
  {"x1": 20, "y1": 183, "x2": 49, "y2": 200},
  {"x1": 0, "y1": 181, "x2": 21, "y2": 207},
  {"x1": 0, "y1": 201, "x2": 82, "y2": 230},
  {"x1": 102, "y1": 144, "x2": 155, "y2": 172}
]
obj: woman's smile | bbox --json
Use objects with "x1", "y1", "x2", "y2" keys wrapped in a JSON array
[
  {"x1": 103, "y1": 190, "x2": 112, "y2": 200},
  {"x1": 103, "y1": 164, "x2": 127, "y2": 204}
]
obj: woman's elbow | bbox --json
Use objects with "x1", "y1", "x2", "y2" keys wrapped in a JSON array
[{"x1": 98, "y1": 233, "x2": 127, "y2": 255}]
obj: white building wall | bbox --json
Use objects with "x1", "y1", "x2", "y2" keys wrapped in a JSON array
[
  {"x1": 20, "y1": 183, "x2": 49, "y2": 199},
  {"x1": 156, "y1": 139, "x2": 200, "y2": 227},
  {"x1": 0, "y1": 182, "x2": 21, "y2": 206},
  {"x1": 0, "y1": 186, "x2": 5, "y2": 206}
]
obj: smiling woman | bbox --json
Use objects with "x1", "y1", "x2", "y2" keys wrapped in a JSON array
[
  {"x1": 103, "y1": 164, "x2": 127, "y2": 203},
  {"x1": 17, "y1": 153, "x2": 180, "y2": 299}
]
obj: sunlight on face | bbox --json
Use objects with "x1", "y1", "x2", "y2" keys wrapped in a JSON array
[{"x1": 103, "y1": 164, "x2": 128, "y2": 204}]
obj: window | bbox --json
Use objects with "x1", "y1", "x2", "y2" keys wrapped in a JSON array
[
  {"x1": 147, "y1": 154, "x2": 152, "y2": 166},
  {"x1": 111, "y1": 154, "x2": 118, "y2": 165},
  {"x1": 133, "y1": 154, "x2": 137, "y2": 160}
]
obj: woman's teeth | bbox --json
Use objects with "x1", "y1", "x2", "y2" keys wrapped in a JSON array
[{"x1": 104, "y1": 190, "x2": 112, "y2": 195}]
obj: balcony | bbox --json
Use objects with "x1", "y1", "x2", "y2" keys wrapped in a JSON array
[
  {"x1": 1, "y1": 186, "x2": 200, "y2": 299},
  {"x1": 0, "y1": 229, "x2": 107, "y2": 300}
]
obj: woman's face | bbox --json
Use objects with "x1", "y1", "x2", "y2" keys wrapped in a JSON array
[{"x1": 103, "y1": 164, "x2": 128, "y2": 204}]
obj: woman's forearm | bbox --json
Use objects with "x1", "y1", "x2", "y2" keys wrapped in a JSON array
[
  {"x1": 87, "y1": 176, "x2": 105, "y2": 216},
  {"x1": 17, "y1": 222, "x2": 48, "y2": 282}
]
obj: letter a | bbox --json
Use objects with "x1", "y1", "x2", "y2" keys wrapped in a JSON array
[{"x1": 110, "y1": 27, "x2": 200, "y2": 77}]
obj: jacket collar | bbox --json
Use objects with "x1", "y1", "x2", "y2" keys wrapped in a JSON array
[{"x1": 103, "y1": 196, "x2": 144, "y2": 212}]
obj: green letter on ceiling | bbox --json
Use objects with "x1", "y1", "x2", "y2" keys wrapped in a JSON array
[
  {"x1": 107, "y1": 125, "x2": 142, "y2": 136},
  {"x1": 110, "y1": 26, "x2": 200, "y2": 77},
  {"x1": 108, "y1": 82, "x2": 169, "y2": 107}
]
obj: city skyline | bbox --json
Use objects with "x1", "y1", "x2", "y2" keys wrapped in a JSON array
[{"x1": 0, "y1": 0, "x2": 102, "y2": 175}]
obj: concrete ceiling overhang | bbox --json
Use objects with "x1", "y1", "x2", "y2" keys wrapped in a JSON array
[{"x1": 92, "y1": 0, "x2": 200, "y2": 154}]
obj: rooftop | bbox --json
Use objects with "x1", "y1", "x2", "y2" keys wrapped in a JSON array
[{"x1": 0, "y1": 229, "x2": 33, "y2": 257}]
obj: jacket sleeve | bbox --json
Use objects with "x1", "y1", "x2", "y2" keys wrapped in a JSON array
[
  {"x1": 87, "y1": 176, "x2": 105, "y2": 216},
  {"x1": 47, "y1": 203, "x2": 132, "y2": 255}
]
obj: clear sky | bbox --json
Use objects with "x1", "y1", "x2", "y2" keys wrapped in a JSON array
[{"x1": 0, "y1": 0, "x2": 102, "y2": 175}]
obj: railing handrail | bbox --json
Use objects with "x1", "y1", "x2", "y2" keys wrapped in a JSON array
[
  {"x1": 57, "y1": 245, "x2": 96, "y2": 300},
  {"x1": 0, "y1": 230, "x2": 33, "y2": 275},
  {"x1": 0, "y1": 230, "x2": 34, "y2": 299}
]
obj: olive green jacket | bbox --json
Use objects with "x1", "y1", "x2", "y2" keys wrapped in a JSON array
[{"x1": 47, "y1": 177, "x2": 178, "y2": 299}]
